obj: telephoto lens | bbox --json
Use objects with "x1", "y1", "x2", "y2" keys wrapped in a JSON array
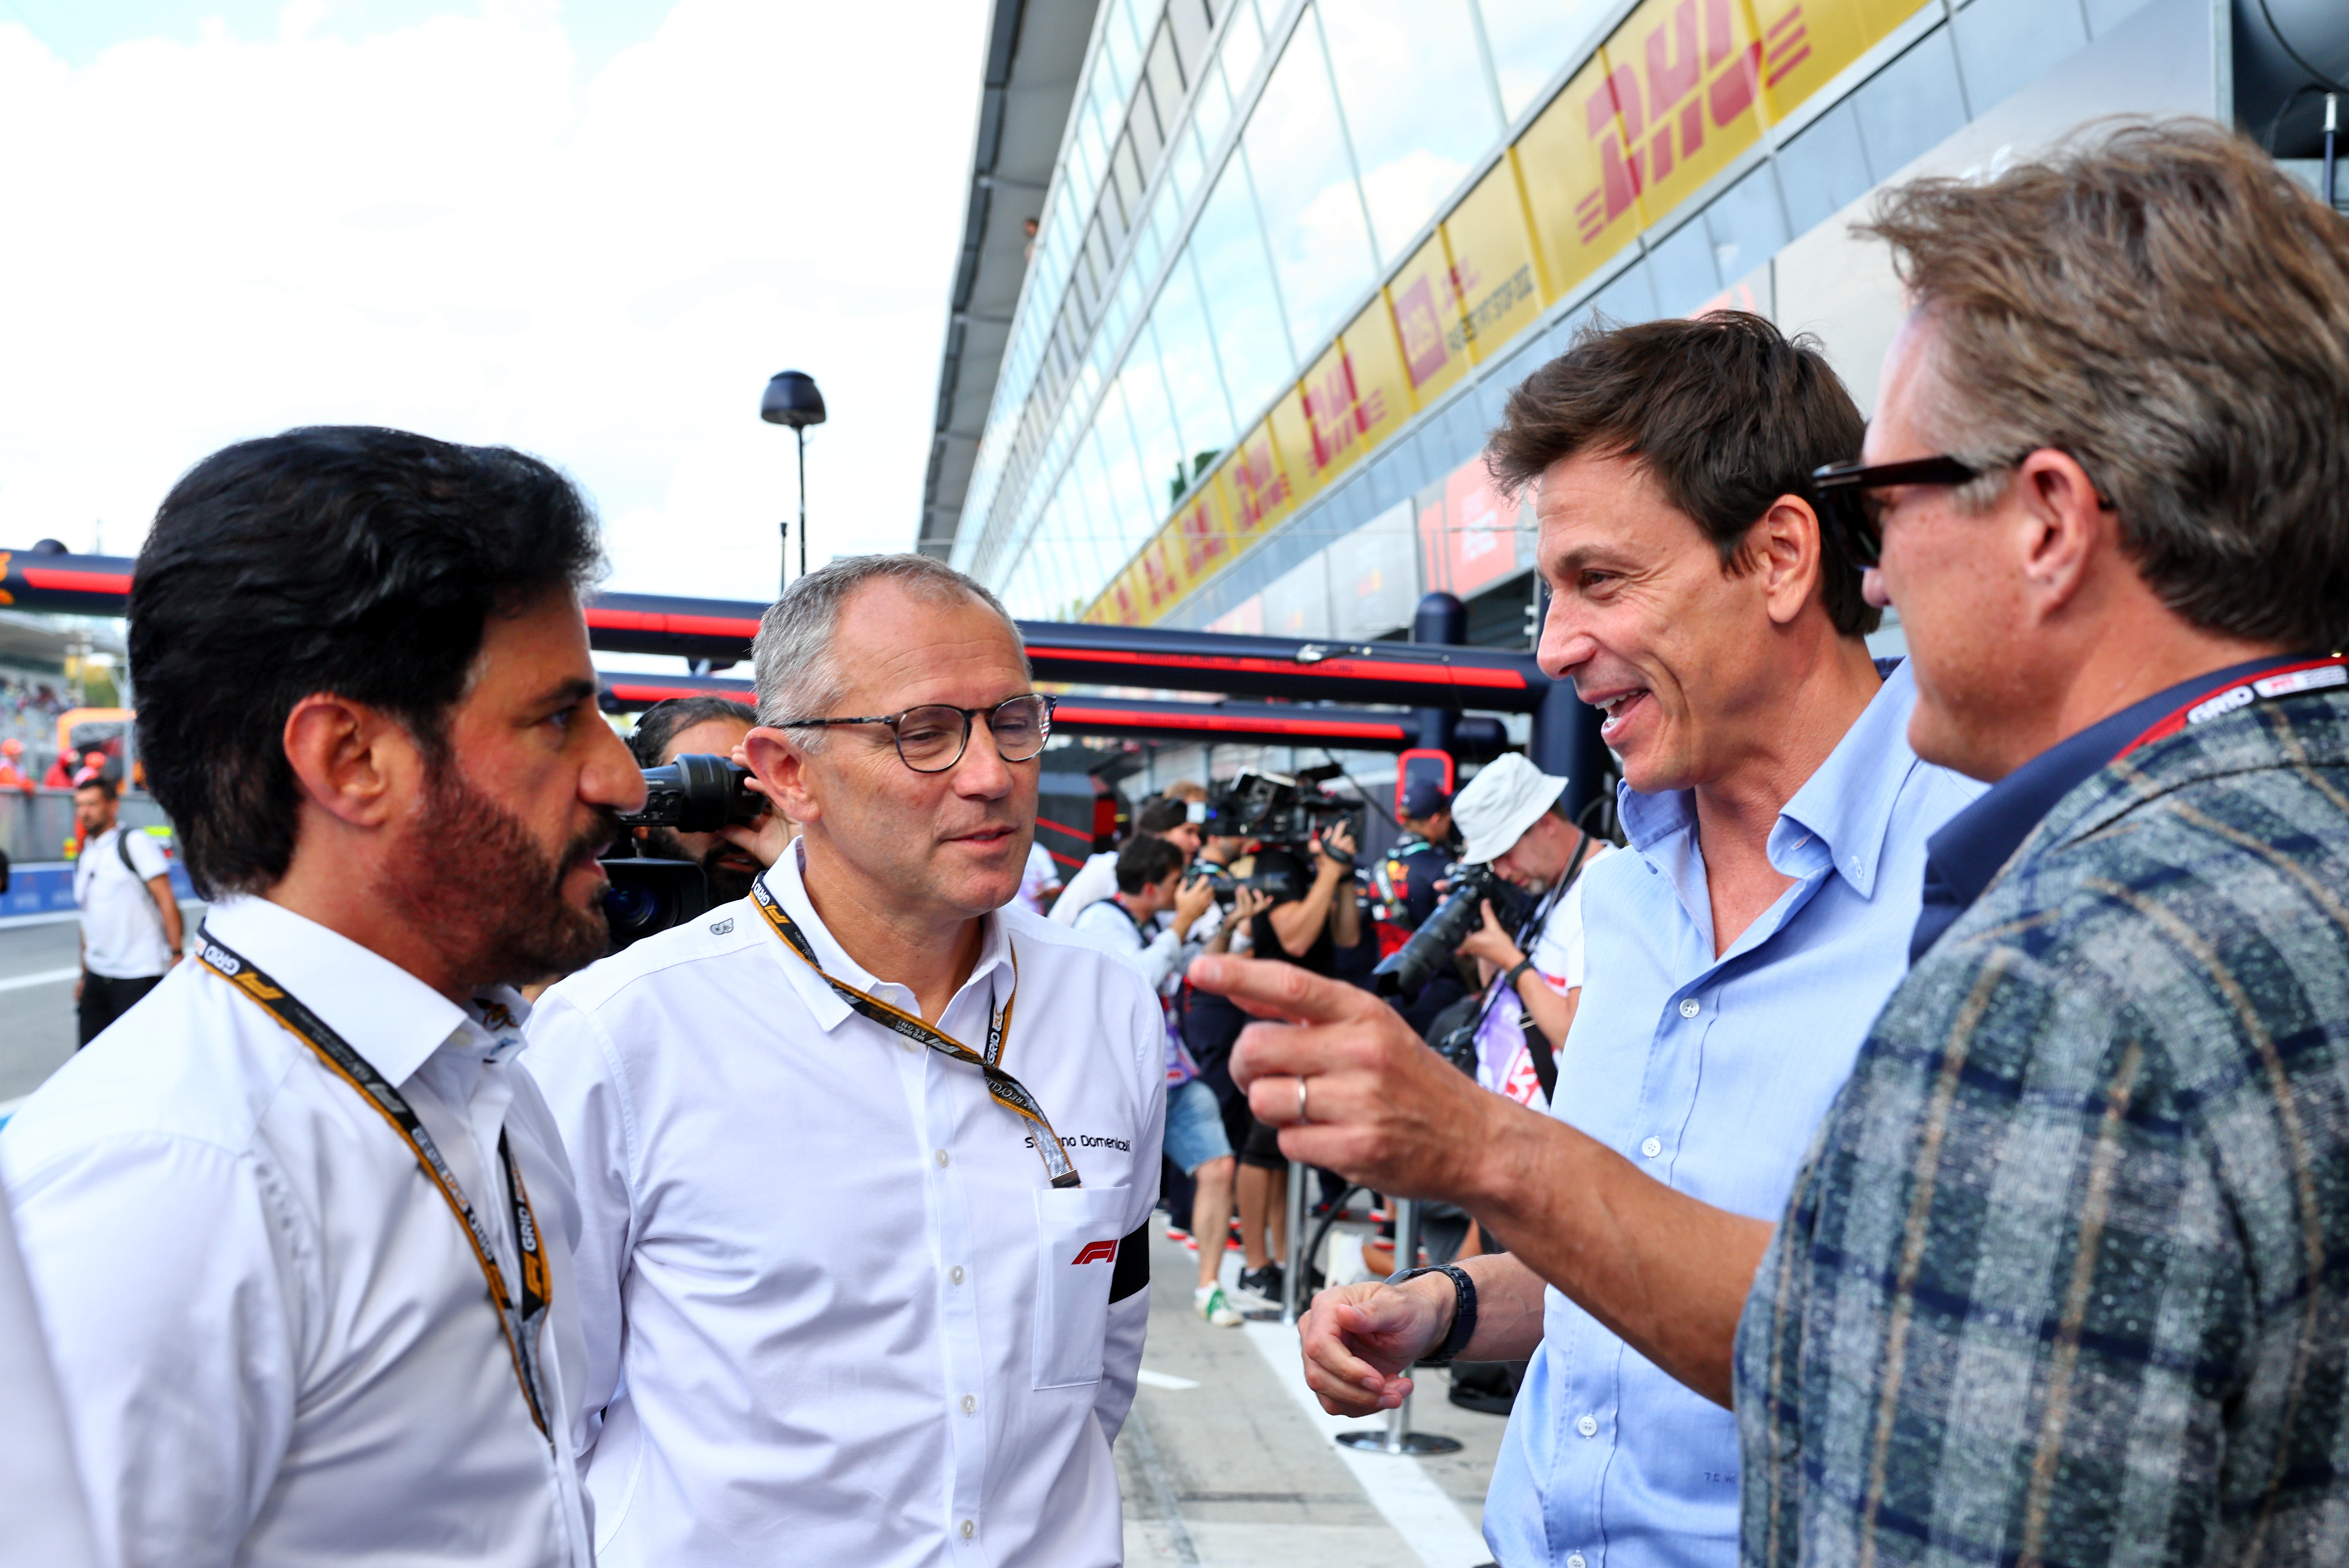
[
  {"x1": 618, "y1": 753, "x2": 764, "y2": 835},
  {"x1": 1370, "y1": 863, "x2": 1531, "y2": 999},
  {"x1": 602, "y1": 859, "x2": 714, "y2": 954}
]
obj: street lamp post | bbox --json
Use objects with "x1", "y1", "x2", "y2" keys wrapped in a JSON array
[{"x1": 761, "y1": 370, "x2": 827, "y2": 591}]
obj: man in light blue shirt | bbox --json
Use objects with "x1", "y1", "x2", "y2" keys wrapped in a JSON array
[{"x1": 1187, "y1": 314, "x2": 1979, "y2": 1567}]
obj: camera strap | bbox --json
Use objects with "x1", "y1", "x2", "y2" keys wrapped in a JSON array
[
  {"x1": 190, "y1": 923, "x2": 556, "y2": 1444},
  {"x1": 749, "y1": 881, "x2": 1082, "y2": 1189}
]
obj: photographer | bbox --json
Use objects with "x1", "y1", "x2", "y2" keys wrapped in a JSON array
[
  {"x1": 625, "y1": 695, "x2": 792, "y2": 904},
  {"x1": 1051, "y1": 794, "x2": 1198, "y2": 926},
  {"x1": 1069, "y1": 832, "x2": 1216, "y2": 990},
  {"x1": 1250, "y1": 818, "x2": 1360, "y2": 973},
  {"x1": 1442, "y1": 756, "x2": 1605, "y2": 1110}
]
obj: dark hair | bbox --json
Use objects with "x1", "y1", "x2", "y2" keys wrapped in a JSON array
[
  {"x1": 628, "y1": 696, "x2": 758, "y2": 769},
  {"x1": 74, "y1": 774, "x2": 118, "y2": 801},
  {"x1": 1134, "y1": 796, "x2": 1191, "y2": 835},
  {"x1": 1114, "y1": 832, "x2": 1185, "y2": 895},
  {"x1": 1486, "y1": 312, "x2": 1876, "y2": 637},
  {"x1": 129, "y1": 426, "x2": 603, "y2": 898},
  {"x1": 1861, "y1": 118, "x2": 2349, "y2": 650}
]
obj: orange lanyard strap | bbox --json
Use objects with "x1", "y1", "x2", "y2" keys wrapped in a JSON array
[
  {"x1": 194, "y1": 925, "x2": 555, "y2": 1442},
  {"x1": 749, "y1": 881, "x2": 1080, "y2": 1189}
]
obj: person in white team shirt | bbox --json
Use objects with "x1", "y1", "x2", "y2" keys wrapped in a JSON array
[
  {"x1": 1014, "y1": 838, "x2": 1065, "y2": 915},
  {"x1": 526, "y1": 554, "x2": 1164, "y2": 1568},
  {"x1": 1050, "y1": 795, "x2": 1198, "y2": 925},
  {"x1": 69, "y1": 772, "x2": 183, "y2": 1047},
  {"x1": 1, "y1": 426, "x2": 634, "y2": 1568},
  {"x1": 1446, "y1": 753, "x2": 1608, "y2": 1110}
]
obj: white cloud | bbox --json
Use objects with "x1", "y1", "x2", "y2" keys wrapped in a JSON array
[{"x1": 0, "y1": 0, "x2": 990, "y2": 643}]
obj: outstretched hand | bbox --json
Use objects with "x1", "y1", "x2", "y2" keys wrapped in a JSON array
[
  {"x1": 1182, "y1": 952, "x2": 1500, "y2": 1202},
  {"x1": 1296, "y1": 1279, "x2": 1449, "y2": 1416}
]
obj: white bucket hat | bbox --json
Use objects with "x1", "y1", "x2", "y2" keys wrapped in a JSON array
[{"x1": 1452, "y1": 753, "x2": 1571, "y2": 865}]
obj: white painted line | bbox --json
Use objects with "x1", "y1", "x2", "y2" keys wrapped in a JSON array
[
  {"x1": 0, "y1": 967, "x2": 78, "y2": 994},
  {"x1": 1244, "y1": 1318, "x2": 1493, "y2": 1568},
  {"x1": 0, "y1": 911, "x2": 80, "y2": 931},
  {"x1": 1135, "y1": 1368, "x2": 1199, "y2": 1391}
]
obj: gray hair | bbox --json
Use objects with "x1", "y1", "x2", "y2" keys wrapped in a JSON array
[
  {"x1": 751, "y1": 554, "x2": 1028, "y2": 747},
  {"x1": 1861, "y1": 118, "x2": 2349, "y2": 650}
]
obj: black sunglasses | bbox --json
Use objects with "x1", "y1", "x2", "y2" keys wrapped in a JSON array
[{"x1": 1806, "y1": 455, "x2": 1982, "y2": 569}]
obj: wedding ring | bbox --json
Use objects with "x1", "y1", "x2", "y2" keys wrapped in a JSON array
[{"x1": 1296, "y1": 1076, "x2": 1311, "y2": 1124}]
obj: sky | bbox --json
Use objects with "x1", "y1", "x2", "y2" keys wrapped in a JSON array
[{"x1": 0, "y1": 0, "x2": 993, "y2": 625}]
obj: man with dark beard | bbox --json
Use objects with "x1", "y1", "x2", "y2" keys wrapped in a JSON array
[
  {"x1": 626, "y1": 695, "x2": 793, "y2": 904},
  {"x1": 0, "y1": 426, "x2": 642, "y2": 1568}
]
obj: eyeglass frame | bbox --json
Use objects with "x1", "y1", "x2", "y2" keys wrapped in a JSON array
[
  {"x1": 773, "y1": 692, "x2": 1057, "y2": 773},
  {"x1": 1806, "y1": 454, "x2": 1985, "y2": 570}
]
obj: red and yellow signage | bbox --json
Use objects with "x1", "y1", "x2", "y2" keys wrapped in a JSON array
[{"x1": 1083, "y1": 0, "x2": 1931, "y2": 625}]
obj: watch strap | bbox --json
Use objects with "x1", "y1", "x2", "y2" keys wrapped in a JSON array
[
  {"x1": 1503, "y1": 957, "x2": 1535, "y2": 989},
  {"x1": 1387, "y1": 1263, "x2": 1478, "y2": 1366}
]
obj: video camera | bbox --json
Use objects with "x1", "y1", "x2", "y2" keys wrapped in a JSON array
[
  {"x1": 1201, "y1": 767, "x2": 1369, "y2": 903},
  {"x1": 598, "y1": 753, "x2": 766, "y2": 953},
  {"x1": 1370, "y1": 860, "x2": 1535, "y2": 999}
]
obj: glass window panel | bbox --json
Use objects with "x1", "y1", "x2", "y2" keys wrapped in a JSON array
[
  {"x1": 1150, "y1": 249, "x2": 1239, "y2": 479},
  {"x1": 1130, "y1": 186, "x2": 1167, "y2": 279},
  {"x1": 1066, "y1": 434, "x2": 1119, "y2": 579},
  {"x1": 1145, "y1": 24, "x2": 1187, "y2": 143},
  {"x1": 1102, "y1": 260, "x2": 1142, "y2": 348},
  {"x1": 1169, "y1": 0, "x2": 1215, "y2": 82},
  {"x1": 1195, "y1": 57, "x2": 1233, "y2": 150},
  {"x1": 1100, "y1": 0, "x2": 1141, "y2": 96},
  {"x1": 1474, "y1": 0, "x2": 1616, "y2": 121},
  {"x1": 1092, "y1": 381, "x2": 1157, "y2": 542},
  {"x1": 1128, "y1": 80, "x2": 1166, "y2": 173},
  {"x1": 1241, "y1": 24, "x2": 1378, "y2": 356},
  {"x1": 1221, "y1": 0, "x2": 1266, "y2": 88},
  {"x1": 1703, "y1": 163, "x2": 1788, "y2": 284},
  {"x1": 1319, "y1": 0, "x2": 1499, "y2": 265},
  {"x1": 1117, "y1": 328, "x2": 1191, "y2": 517},
  {"x1": 1167, "y1": 117, "x2": 1208, "y2": 209},
  {"x1": 1187, "y1": 156, "x2": 1296, "y2": 421}
]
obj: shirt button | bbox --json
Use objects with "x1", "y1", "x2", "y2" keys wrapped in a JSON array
[
  {"x1": 960, "y1": 1520, "x2": 976, "y2": 1540},
  {"x1": 1679, "y1": 998, "x2": 1701, "y2": 1018},
  {"x1": 949, "y1": 1265, "x2": 965, "y2": 1284},
  {"x1": 1640, "y1": 1137, "x2": 1662, "y2": 1159},
  {"x1": 935, "y1": 1149, "x2": 950, "y2": 1168},
  {"x1": 1568, "y1": 1555, "x2": 1587, "y2": 1568},
  {"x1": 1577, "y1": 1414, "x2": 1599, "y2": 1437},
  {"x1": 961, "y1": 1394, "x2": 977, "y2": 1414}
]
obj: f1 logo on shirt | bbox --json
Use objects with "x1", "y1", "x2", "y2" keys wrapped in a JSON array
[{"x1": 1071, "y1": 1240, "x2": 1119, "y2": 1266}]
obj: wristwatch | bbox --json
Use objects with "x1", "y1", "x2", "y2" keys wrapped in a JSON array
[
  {"x1": 1503, "y1": 957, "x2": 1535, "y2": 989},
  {"x1": 1387, "y1": 1262, "x2": 1478, "y2": 1365}
]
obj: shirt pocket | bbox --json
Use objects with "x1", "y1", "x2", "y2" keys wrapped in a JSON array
[{"x1": 1030, "y1": 1186, "x2": 1130, "y2": 1389}]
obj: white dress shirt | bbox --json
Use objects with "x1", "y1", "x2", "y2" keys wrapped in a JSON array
[
  {"x1": 525, "y1": 841, "x2": 1165, "y2": 1568},
  {"x1": 72, "y1": 825, "x2": 174, "y2": 977},
  {"x1": 0, "y1": 1186, "x2": 97, "y2": 1568},
  {"x1": 0, "y1": 895, "x2": 593, "y2": 1568},
  {"x1": 1047, "y1": 849, "x2": 1116, "y2": 925}
]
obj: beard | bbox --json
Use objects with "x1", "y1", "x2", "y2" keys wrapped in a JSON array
[
  {"x1": 640, "y1": 825, "x2": 761, "y2": 905},
  {"x1": 376, "y1": 758, "x2": 621, "y2": 990}
]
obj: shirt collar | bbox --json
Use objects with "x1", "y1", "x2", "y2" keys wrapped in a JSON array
[
  {"x1": 1920, "y1": 652, "x2": 2304, "y2": 910},
  {"x1": 759, "y1": 840, "x2": 1015, "y2": 1033},
  {"x1": 199, "y1": 897, "x2": 531, "y2": 1087},
  {"x1": 1616, "y1": 658, "x2": 1920, "y2": 897}
]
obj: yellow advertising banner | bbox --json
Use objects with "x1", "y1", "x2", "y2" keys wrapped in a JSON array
[
  {"x1": 1297, "y1": 299, "x2": 1414, "y2": 490},
  {"x1": 1442, "y1": 153, "x2": 1545, "y2": 363},
  {"x1": 1264, "y1": 386, "x2": 1323, "y2": 515},
  {"x1": 1223, "y1": 417, "x2": 1297, "y2": 541},
  {"x1": 1752, "y1": 0, "x2": 1929, "y2": 123},
  {"x1": 1599, "y1": 0, "x2": 1767, "y2": 229},
  {"x1": 1385, "y1": 233, "x2": 1470, "y2": 405},
  {"x1": 1514, "y1": 53, "x2": 1645, "y2": 306}
]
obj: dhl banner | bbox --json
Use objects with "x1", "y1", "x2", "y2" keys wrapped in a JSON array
[{"x1": 1085, "y1": 0, "x2": 1929, "y2": 625}]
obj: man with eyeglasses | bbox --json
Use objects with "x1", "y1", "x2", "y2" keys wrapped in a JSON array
[{"x1": 523, "y1": 555, "x2": 1165, "y2": 1568}]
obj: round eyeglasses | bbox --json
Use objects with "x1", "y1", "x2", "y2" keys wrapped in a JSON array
[{"x1": 777, "y1": 692, "x2": 1056, "y2": 773}]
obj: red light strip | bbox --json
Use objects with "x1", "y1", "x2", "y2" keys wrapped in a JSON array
[
  {"x1": 1026, "y1": 645, "x2": 1526, "y2": 690},
  {"x1": 19, "y1": 567, "x2": 134, "y2": 595},
  {"x1": 1053, "y1": 703, "x2": 1409, "y2": 740}
]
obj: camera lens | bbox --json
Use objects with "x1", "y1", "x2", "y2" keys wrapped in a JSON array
[{"x1": 604, "y1": 880, "x2": 671, "y2": 942}]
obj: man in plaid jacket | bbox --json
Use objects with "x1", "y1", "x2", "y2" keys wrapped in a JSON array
[{"x1": 1737, "y1": 122, "x2": 2349, "y2": 1564}]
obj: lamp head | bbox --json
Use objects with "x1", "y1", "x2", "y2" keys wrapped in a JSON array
[{"x1": 761, "y1": 370, "x2": 827, "y2": 429}]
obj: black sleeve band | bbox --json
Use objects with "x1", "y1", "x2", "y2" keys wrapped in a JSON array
[{"x1": 1109, "y1": 1219, "x2": 1151, "y2": 1303}]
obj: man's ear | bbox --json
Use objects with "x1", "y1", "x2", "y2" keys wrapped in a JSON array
[
  {"x1": 1751, "y1": 494, "x2": 1826, "y2": 628},
  {"x1": 281, "y1": 695, "x2": 421, "y2": 830},
  {"x1": 743, "y1": 728, "x2": 819, "y2": 825},
  {"x1": 2011, "y1": 449, "x2": 2108, "y2": 622}
]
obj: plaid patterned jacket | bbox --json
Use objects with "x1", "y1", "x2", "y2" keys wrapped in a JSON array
[{"x1": 1736, "y1": 685, "x2": 2349, "y2": 1567}]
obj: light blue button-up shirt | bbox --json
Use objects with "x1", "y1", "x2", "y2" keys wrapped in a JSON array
[{"x1": 1482, "y1": 661, "x2": 1981, "y2": 1568}]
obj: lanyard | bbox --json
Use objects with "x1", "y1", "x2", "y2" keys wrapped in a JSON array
[
  {"x1": 749, "y1": 879, "x2": 1080, "y2": 1189},
  {"x1": 2116, "y1": 654, "x2": 2348, "y2": 760},
  {"x1": 192, "y1": 925, "x2": 556, "y2": 1443}
]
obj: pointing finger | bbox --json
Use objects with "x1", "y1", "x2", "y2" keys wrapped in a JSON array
[{"x1": 1186, "y1": 954, "x2": 1389, "y2": 1029}]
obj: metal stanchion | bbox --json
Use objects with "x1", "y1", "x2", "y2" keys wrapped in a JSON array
[
  {"x1": 1333, "y1": 1198, "x2": 1462, "y2": 1457},
  {"x1": 1281, "y1": 1157, "x2": 1309, "y2": 1323}
]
